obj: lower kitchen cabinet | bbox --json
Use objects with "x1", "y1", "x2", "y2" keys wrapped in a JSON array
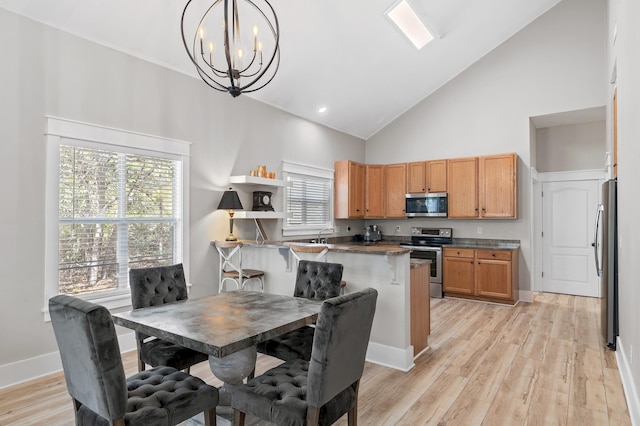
[
  {"x1": 443, "y1": 247, "x2": 519, "y2": 304},
  {"x1": 410, "y1": 261, "x2": 430, "y2": 356}
]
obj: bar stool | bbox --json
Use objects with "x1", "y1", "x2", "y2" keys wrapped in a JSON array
[
  {"x1": 214, "y1": 241, "x2": 265, "y2": 292},
  {"x1": 289, "y1": 244, "x2": 346, "y2": 294}
]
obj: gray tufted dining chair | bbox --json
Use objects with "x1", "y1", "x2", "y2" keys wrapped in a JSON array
[
  {"x1": 232, "y1": 288, "x2": 378, "y2": 426},
  {"x1": 49, "y1": 294, "x2": 219, "y2": 426},
  {"x1": 256, "y1": 260, "x2": 343, "y2": 362},
  {"x1": 129, "y1": 264, "x2": 208, "y2": 372}
]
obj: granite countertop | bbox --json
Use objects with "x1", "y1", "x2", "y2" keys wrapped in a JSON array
[
  {"x1": 223, "y1": 240, "x2": 410, "y2": 256},
  {"x1": 445, "y1": 238, "x2": 520, "y2": 250},
  {"x1": 213, "y1": 237, "x2": 519, "y2": 255}
]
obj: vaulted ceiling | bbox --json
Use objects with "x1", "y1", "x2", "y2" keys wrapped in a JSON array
[{"x1": 0, "y1": 0, "x2": 562, "y2": 139}]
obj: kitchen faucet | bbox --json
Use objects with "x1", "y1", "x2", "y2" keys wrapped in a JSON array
[{"x1": 314, "y1": 227, "x2": 334, "y2": 244}]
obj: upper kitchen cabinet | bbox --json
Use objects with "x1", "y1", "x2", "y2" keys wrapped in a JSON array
[
  {"x1": 479, "y1": 153, "x2": 517, "y2": 218},
  {"x1": 426, "y1": 160, "x2": 448, "y2": 193},
  {"x1": 334, "y1": 160, "x2": 365, "y2": 219},
  {"x1": 448, "y1": 153, "x2": 517, "y2": 219},
  {"x1": 385, "y1": 163, "x2": 407, "y2": 218},
  {"x1": 365, "y1": 164, "x2": 385, "y2": 218},
  {"x1": 407, "y1": 161, "x2": 427, "y2": 193},
  {"x1": 448, "y1": 157, "x2": 479, "y2": 218},
  {"x1": 407, "y1": 160, "x2": 448, "y2": 193}
]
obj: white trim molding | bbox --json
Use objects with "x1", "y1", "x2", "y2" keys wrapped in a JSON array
[
  {"x1": 616, "y1": 336, "x2": 640, "y2": 426},
  {"x1": 365, "y1": 341, "x2": 415, "y2": 372},
  {"x1": 0, "y1": 332, "x2": 136, "y2": 390}
]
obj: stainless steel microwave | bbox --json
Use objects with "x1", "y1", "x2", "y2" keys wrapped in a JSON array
[{"x1": 405, "y1": 193, "x2": 448, "y2": 217}]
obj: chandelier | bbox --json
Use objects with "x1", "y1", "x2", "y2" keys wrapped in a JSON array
[{"x1": 181, "y1": 0, "x2": 280, "y2": 97}]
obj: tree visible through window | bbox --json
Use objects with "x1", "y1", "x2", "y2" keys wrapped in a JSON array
[{"x1": 58, "y1": 145, "x2": 181, "y2": 296}]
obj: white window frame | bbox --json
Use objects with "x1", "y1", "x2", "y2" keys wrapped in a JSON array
[
  {"x1": 43, "y1": 117, "x2": 191, "y2": 320},
  {"x1": 281, "y1": 161, "x2": 334, "y2": 237}
]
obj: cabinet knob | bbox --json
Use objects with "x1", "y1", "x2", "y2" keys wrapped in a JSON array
[{"x1": 492, "y1": 253, "x2": 496, "y2": 257}]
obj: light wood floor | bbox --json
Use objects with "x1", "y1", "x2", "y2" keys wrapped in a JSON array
[{"x1": 0, "y1": 292, "x2": 631, "y2": 425}]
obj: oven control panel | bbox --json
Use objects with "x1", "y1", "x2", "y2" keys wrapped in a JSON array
[{"x1": 411, "y1": 227, "x2": 452, "y2": 238}]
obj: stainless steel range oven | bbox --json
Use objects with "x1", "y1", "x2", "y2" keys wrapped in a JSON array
[{"x1": 400, "y1": 227, "x2": 452, "y2": 298}]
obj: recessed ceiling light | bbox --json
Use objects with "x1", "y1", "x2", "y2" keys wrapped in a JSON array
[
  {"x1": 318, "y1": 106, "x2": 328, "y2": 114},
  {"x1": 385, "y1": 0, "x2": 434, "y2": 50}
]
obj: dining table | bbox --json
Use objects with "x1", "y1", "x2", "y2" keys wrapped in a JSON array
[{"x1": 112, "y1": 291, "x2": 323, "y2": 411}]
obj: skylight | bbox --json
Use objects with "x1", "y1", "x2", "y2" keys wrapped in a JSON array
[{"x1": 385, "y1": 0, "x2": 434, "y2": 50}]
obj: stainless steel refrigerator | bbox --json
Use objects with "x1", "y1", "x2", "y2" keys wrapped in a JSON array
[{"x1": 593, "y1": 179, "x2": 618, "y2": 350}]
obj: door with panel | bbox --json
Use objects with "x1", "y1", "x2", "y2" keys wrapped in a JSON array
[
  {"x1": 365, "y1": 164, "x2": 385, "y2": 218},
  {"x1": 479, "y1": 153, "x2": 517, "y2": 218},
  {"x1": 426, "y1": 160, "x2": 447, "y2": 193},
  {"x1": 385, "y1": 163, "x2": 407, "y2": 218},
  {"x1": 447, "y1": 157, "x2": 478, "y2": 218},
  {"x1": 541, "y1": 179, "x2": 600, "y2": 297}
]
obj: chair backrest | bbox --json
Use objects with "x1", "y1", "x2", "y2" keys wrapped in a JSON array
[
  {"x1": 214, "y1": 241, "x2": 244, "y2": 292},
  {"x1": 49, "y1": 294, "x2": 127, "y2": 422},
  {"x1": 289, "y1": 244, "x2": 330, "y2": 263},
  {"x1": 294, "y1": 260, "x2": 343, "y2": 300},
  {"x1": 306, "y1": 288, "x2": 378, "y2": 408},
  {"x1": 129, "y1": 263, "x2": 188, "y2": 309}
]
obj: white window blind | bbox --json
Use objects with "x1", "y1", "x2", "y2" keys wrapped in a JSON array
[
  {"x1": 282, "y1": 162, "x2": 333, "y2": 236},
  {"x1": 58, "y1": 146, "x2": 181, "y2": 296}
]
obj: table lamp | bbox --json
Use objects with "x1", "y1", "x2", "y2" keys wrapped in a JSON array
[{"x1": 217, "y1": 188, "x2": 243, "y2": 241}]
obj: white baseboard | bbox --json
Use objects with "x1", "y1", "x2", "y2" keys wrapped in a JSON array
[
  {"x1": 365, "y1": 341, "x2": 415, "y2": 372},
  {"x1": 519, "y1": 290, "x2": 534, "y2": 303},
  {"x1": 0, "y1": 332, "x2": 136, "y2": 390},
  {"x1": 616, "y1": 336, "x2": 640, "y2": 426},
  {"x1": 3, "y1": 334, "x2": 416, "y2": 388}
]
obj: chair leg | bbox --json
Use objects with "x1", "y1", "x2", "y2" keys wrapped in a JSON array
[
  {"x1": 307, "y1": 406, "x2": 320, "y2": 426},
  {"x1": 233, "y1": 409, "x2": 246, "y2": 426},
  {"x1": 348, "y1": 404, "x2": 358, "y2": 426},
  {"x1": 185, "y1": 366, "x2": 191, "y2": 374},
  {"x1": 348, "y1": 380, "x2": 360, "y2": 426},
  {"x1": 203, "y1": 408, "x2": 217, "y2": 426},
  {"x1": 136, "y1": 340, "x2": 145, "y2": 372}
]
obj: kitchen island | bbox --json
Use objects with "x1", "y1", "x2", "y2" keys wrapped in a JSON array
[{"x1": 213, "y1": 240, "x2": 419, "y2": 371}]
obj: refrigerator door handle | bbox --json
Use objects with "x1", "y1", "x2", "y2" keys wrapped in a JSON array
[{"x1": 592, "y1": 203, "x2": 604, "y2": 277}]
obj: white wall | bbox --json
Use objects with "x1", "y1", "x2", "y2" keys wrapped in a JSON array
[
  {"x1": 536, "y1": 121, "x2": 606, "y2": 172},
  {"x1": 608, "y1": 0, "x2": 640, "y2": 422},
  {"x1": 365, "y1": 0, "x2": 607, "y2": 292},
  {"x1": 0, "y1": 8, "x2": 365, "y2": 371}
]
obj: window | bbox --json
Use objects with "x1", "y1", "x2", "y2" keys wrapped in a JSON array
[
  {"x1": 45, "y1": 117, "x2": 190, "y2": 316},
  {"x1": 282, "y1": 162, "x2": 334, "y2": 237}
]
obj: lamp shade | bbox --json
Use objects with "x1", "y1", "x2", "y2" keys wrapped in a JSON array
[{"x1": 218, "y1": 189, "x2": 243, "y2": 210}]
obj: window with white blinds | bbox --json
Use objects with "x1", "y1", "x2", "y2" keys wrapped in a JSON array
[
  {"x1": 44, "y1": 117, "x2": 190, "y2": 315},
  {"x1": 58, "y1": 146, "x2": 181, "y2": 296},
  {"x1": 282, "y1": 162, "x2": 334, "y2": 236}
]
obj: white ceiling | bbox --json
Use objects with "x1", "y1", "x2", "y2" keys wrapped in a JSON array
[{"x1": 0, "y1": 0, "x2": 562, "y2": 139}]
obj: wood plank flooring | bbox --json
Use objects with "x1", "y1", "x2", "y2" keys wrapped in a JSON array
[{"x1": 0, "y1": 292, "x2": 631, "y2": 425}]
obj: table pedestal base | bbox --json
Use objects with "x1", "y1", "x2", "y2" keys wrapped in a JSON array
[{"x1": 208, "y1": 346, "x2": 257, "y2": 406}]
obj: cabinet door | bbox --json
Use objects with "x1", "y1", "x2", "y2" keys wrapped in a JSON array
[
  {"x1": 334, "y1": 160, "x2": 365, "y2": 219},
  {"x1": 479, "y1": 153, "x2": 517, "y2": 218},
  {"x1": 406, "y1": 162, "x2": 426, "y2": 193},
  {"x1": 365, "y1": 165, "x2": 385, "y2": 218},
  {"x1": 410, "y1": 264, "x2": 430, "y2": 356},
  {"x1": 447, "y1": 157, "x2": 478, "y2": 218},
  {"x1": 426, "y1": 160, "x2": 447, "y2": 193},
  {"x1": 476, "y1": 259, "x2": 512, "y2": 299},
  {"x1": 443, "y1": 256, "x2": 475, "y2": 294},
  {"x1": 350, "y1": 161, "x2": 365, "y2": 217},
  {"x1": 385, "y1": 163, "x2": 407, "y2": 218}
]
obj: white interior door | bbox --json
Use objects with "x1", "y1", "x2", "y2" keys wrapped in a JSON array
[{"x1": 541, "y1": 180, "x2": 600, "y2": 297}]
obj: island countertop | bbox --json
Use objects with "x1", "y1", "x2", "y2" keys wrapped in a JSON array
[{"x1": 211, "y1": 240, "x2": 410, "y2": 256}]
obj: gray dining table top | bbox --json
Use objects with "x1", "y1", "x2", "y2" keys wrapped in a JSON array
[{"x1": 112, "y1": 291, "x2": 323, "y2": 358}]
